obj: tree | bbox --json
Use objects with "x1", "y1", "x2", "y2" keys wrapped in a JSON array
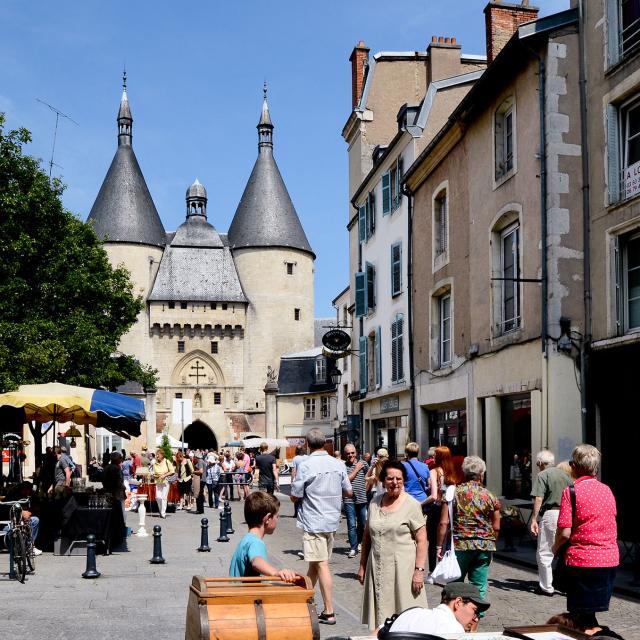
[
  {"x1": 159, "y1": 434, "x2": 174, "y2": 463},
  {"x1": 0, "y1": 115, "x2": 157, "y2": 456}
]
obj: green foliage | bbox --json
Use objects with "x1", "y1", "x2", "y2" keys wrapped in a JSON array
[
  {"x1": 0, "y1": 114, "x2": 158, "y2": 393},
  {"x1": 159, "y1": 433, "x2": 174, "y2": 463}
]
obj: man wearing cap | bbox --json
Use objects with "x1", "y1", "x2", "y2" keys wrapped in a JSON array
[{"x1": 389, "y1": 583, "x2": 490, "y2": 634}]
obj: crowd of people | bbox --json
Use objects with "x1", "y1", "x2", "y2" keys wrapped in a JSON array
[{"x1": 227, "y1": 431, "x2": 622, "y2": 638}]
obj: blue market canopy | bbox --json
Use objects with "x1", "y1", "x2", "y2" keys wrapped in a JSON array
[{"x1": 0, "y1": 382, "x2": 145, "y2": 438}]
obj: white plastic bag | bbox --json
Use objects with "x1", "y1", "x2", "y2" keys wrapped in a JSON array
[{"x1": 427, "y1": 493, "x2": 461, "y2": 585}]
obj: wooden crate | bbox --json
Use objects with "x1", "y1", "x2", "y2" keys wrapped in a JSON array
[{"x1": 185, "y1": 576, "x2": 320, "y2": 640}]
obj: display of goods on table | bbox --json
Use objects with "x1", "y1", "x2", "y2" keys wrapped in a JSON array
[
  {"x1": 185, "y1": 575, "x2": 319, "y2": 640},
  {"x1": 137, "y1": 482, "x2": 180, "y2": 504}
]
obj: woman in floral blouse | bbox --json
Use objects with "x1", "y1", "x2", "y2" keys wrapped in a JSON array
[{"x1": 436, "y1": 456, "x2": 501, "y2": 601}]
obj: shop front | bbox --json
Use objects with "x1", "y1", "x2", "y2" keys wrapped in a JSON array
[
  {"x1": 428, "y1": 407, "x2": 467, "y2": 457},
  {"x1": 368, "y1": 392, "x2": 411, "y2": 459}
]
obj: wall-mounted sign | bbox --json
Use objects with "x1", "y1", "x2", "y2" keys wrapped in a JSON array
[
  {"x1": 322, "y1": 329, "x2": 351, "y2": 352},
  {"x1": 380, "y1": 395, "x2": 400, "y2": 413},
  {"x1": 625, "y1": 160, "x2": 640, "y2": 200}
]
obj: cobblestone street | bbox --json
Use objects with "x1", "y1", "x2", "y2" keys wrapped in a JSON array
[{"x1": 1, "y1": 492, "x2": 638, "y2": 639}]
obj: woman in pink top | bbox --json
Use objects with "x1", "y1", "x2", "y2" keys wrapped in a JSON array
[{"x1": 553, "y1": 444, "x2": 618, "y2": 623}]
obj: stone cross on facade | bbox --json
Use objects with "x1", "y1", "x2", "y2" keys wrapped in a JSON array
[{"x1": 189, "y1": 360, "x2": 206, "y2": 385}]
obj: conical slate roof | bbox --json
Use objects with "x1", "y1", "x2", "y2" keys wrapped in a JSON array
[
  {"x1": 227, "y1": 94, "x2": 314, "y2": 258},
  {"x1": 87, "y1": 82, "x2": 166, "y2": 247}
]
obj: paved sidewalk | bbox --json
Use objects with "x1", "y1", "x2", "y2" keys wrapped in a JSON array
[{"x1": 1, "y1": 493, "x2": 638, "y2": 639}]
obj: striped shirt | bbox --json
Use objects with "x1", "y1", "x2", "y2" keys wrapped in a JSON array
[
  {"x1": 344, "y1": 460, "x2": 369, "y2": 504},
  {"x1": 291, "y1": 450, "x2": 352, "y2": 533}
]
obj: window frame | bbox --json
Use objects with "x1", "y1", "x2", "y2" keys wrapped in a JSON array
[
  {"x1": 304, "y1": 397, "x2": 316, "y2": 420},
  {"x1": 439, "y1": 293, "x2": 452, "y2": 367},
  {"x1": 391, "y1": 313, "x2": 404, "y2": 383},
  {"x1": 499, "y1": 222, "x2": 521, "y2": 334},
  {"x1": 315, "y1": 357, "x2": 327, "y2": 384},
  {"x1": 320, "y1": 396, "x2": 330, "y2": 419},
  {"x1": 177, "y1": 340, "x2": 185, "y2": 353},
  {"x1": 619, "y1": 230, "x2": 640, "y2": 333},
  {"x1": 391, "y1": 242, "x2": 402, "y2": 297},
  {"x1": 366, "y1": 262, "x2": 376, "y2": 313},
  {"x1": 211, "y1": 341, "x2": 218, "y2": 354},
  {"x1": 494, "y1": 98, "x2": 517, "y2": 185}
]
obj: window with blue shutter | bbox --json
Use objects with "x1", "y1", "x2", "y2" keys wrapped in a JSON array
[
  {"x1": 382, "y1": 172, "x2": 391, "y2": 215},
  {"x1": 391, "y1": 242, "x2": 402, "y2": 296},
  {"x1": 366, "y1": 262, "x2": 376, "y2": 311},
  {"x1": 391, "y1": 315, "x2": 404, "y2": 383},
  {"x1": 359, "y1": 335, "x2": 368, "y2": 392},
  {"x1": 358, "y1": 205, "x2": 366, "y2": 243},
  {"x1": 366, "y1": 192, "x2": 376, "y2": 239},
  {"x1": 375, "y1": 326, "x2": 382, "y2": 388},
  {"x1": 394, "y1": 156, "x2": 404, "y2": 210},
  {"x1": 355, "y1": 271, "x2": 367, "y2": 317}
]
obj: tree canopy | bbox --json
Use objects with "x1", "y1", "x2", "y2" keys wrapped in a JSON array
[{"x1": 0, "y1": 114, "x2": 157, "y2": 393}]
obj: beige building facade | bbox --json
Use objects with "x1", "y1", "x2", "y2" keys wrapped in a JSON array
[
  {"x1": 343, "y1": 35, "x2": 486, "y2": 457},
  {"x1": 405, "y1": 4, "x2": 584, "y2": 496}
]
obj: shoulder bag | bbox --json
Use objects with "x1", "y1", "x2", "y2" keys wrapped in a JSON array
[{"x1": 426, "y1": 496, "x2": 461, "y2": 585}]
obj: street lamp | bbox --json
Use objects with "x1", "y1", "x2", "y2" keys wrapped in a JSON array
[{"x1": 329, "y1": 368, "x2": 342, "y2": 385}]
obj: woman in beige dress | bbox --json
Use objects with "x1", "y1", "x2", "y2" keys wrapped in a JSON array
[{"x1": 358, "y1": 460, "x2": 428, "y2": 630}]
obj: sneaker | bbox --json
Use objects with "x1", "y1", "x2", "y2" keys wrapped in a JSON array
[
  {"x1": 533, "y1": 586, "x2": 554, "y2": 597},
  {"x1": 33, "y1": 548, "x2": 42, "y2": 556},
  {"x1": 348, "y1": 549, "x2": 357, "y2": 558},
  {"x1": 297, "y1": 551, "x2": 305, "y2": 560},
  {"x1": 318, "y1": 611, "x2": 336, "y2": 625},
  {"x1": 357, "y1": 543, "x2": 362, "y2": 552}
]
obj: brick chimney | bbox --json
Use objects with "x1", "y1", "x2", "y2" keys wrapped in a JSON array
[
  {"x1": 349, "y1": 41, "x2": 370, "y2": 109},
  {"x1": 484, "y1": 1, "x2": 539, "y2": 64},
  {"x1": 427, "y1": 35, "x2": 462, "y2": 84}
]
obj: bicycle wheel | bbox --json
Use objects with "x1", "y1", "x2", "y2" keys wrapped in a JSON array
[
  {"x1": 10, "y1": 529, "x2": 27, "y2": 583},
  {"x1": 23, "y1": 528, "x2": 35, "y2": 573}
]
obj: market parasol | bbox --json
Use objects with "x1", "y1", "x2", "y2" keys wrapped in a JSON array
[{"x1": 0, "y1": 382, "x2": 145, "y2": 437}]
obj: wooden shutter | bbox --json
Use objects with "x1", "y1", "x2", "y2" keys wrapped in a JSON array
[
  {"x1": 395, "y1": 156, "x2": 404, "y2": 209},
  {"x1": 368, "y1": 193, "x2": 376, "y2": 236},
  {"x1": 607, "y1": 104, "x2": 621, "y2": 204},
  {"x1": 359, "y1": 335, "x2": 368, "y2": 392},
  {"x1": 391, "y1": 243, "x2": 402, "y2": 296},
  {"x1": 607, "y1": 0, "x2": 620, "y2": 67},
  {"x1": 391, "y1": 319, "x2": 398, "y2": 382},
  {"x1": 359, "y1": 205, "x2": 366, "y2": 243},
  {"x1": 396, "y1": 315, "x2": 404, "y2": 381},
  {"x1": 355, "y1": 271, "x2": 367, "y2": 317},
  {"x1": 382, "y1": 172, "x2": 391, "y2": 214},
  {"x1": 375, "y1": 326, "x2": 382, "y2": 388},
  {"x1": 367, "y1": 263, "x2": 376, "y2": 310}
]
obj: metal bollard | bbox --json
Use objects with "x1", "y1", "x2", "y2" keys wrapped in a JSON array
[
  {"x1": 150, "y1": 525, "x2": 166, "y2": 564},
  {"x1": 82, "y1": 534, "x2": 101, "y2": 579},
  {"x1": 224, "y1": 500, "x2": 235, "y2": 535},
  {"x1": 217, "y1": 508, "x2": 229, "y2": 542},
  {"x1": 198, "y1": 517, "x2": 211, "y2": 552}
]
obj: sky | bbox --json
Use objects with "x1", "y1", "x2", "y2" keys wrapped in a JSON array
[{"x1": 1, "y1": 0, "x2": 569, "y2": 316}]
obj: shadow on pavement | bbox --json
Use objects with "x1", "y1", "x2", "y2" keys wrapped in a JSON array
[
  {"x1": 335, "y1": 572, "x2": 359, "y2": 580},
  {"x1": 488, "y1": 577, "x2": 538, "y2": 593}
]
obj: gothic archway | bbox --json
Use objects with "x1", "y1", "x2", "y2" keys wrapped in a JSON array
[{"x1": 184, "y1": 420, "x2": 218, "y2": 451}]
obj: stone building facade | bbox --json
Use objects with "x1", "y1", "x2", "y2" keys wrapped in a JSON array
[
  {"x1": 404, "y1": 4, "x2": 584, "y2": 496},
  {"x1": 87, "y1": 82, "x2": 315, "y2": 451}
]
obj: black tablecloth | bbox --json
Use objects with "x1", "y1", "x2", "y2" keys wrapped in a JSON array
[{"x1": 61, "y1": 496, "x2": 125, "y2": 551}]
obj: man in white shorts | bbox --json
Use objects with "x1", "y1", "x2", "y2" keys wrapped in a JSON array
[{"x1": 291, "y1": 428, "x2": 352, "y2": 625}]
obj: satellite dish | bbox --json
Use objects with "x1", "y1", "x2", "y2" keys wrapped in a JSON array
[{"x1": 322, "y1": 329, "x2": 351, "y2": 352}]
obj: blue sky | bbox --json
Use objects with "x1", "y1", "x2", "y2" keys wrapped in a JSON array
[{"x1": 1, "y1": 0, "x2": 568, "y2": 316}]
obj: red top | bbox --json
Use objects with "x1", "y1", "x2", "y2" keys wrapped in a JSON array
[{"x1": 557, "y1": 475, "x2": 619, "y2": 568}]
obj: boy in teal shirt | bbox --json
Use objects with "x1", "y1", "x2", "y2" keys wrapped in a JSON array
[{"x1": 229, "y1": 491, "x2": 297, "y2": 581}]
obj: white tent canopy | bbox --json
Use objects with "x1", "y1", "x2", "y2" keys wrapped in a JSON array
[
  {"x1": 156, "y1": 433, "x2": 185, "y2": 449},
  {"x1": 232, "y1": 438, "x2": 290, "y2": 449}
]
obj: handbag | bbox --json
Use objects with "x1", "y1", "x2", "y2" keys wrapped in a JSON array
[{"x1": 426, "y1": 497, "x2": 461, "y2": 585}]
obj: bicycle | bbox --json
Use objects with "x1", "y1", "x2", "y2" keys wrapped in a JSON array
[{"x1": 1, "y1": 498, "x2": 35, "y2": 582}]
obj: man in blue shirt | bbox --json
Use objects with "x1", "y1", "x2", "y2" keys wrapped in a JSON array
[{"x1": 402, "y1": 442, "x2": 430, "y2": 507}]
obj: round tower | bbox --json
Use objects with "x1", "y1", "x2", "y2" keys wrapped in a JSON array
[
  {"x1": 228, "y1": 87, "x2": 315, "y2": 423},
  {"x1": 87, "y1": 72, "x2": 166, "y2": 366}
]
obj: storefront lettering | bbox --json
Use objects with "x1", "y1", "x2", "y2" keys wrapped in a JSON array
[{"x1": 380, "y1": 396, "x2": 400, "y2": 413}]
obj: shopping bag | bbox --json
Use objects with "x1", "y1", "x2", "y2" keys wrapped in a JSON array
[{"x1": 426, "y1": 497, "x2": 461, "y2": 585}]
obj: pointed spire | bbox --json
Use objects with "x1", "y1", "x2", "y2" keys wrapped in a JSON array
[
  {"x1": 117, "y1": 69, "x2": 132, "y2": 146},
  {"x1": 257, "y1": 82, "x2": 273, "y2": 151}
]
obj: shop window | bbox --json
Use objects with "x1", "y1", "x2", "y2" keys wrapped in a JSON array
[{"x1": 428, "y1": 408, "x2": 467, "y2": 457}]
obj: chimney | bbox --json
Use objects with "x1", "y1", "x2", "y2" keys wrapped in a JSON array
[
  {"x1": 484, "y1": 1, "x2": 539, "y2": 64},
  {"x1": 349, "y1": 41, "x2": 370, "y2": 109},
  {"x1": 427, "y1": 35, "x2": 462, "y2": 84}
]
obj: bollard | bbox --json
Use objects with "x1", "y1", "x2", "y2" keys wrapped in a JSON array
[
  {"x1": 150, "y1": 525, "x2": 166, "y2": 564},
  {"x1": 198, "y1": 517, "x2": 211, "y2": 552},
  {"x1": 224, "y1": 500, "x2": 235, "y2": 535},
  {"x1": 82, "y1": 534, "x2": 101, "y2": 579},
  {"x1": 217, "y1": 508, "x2": 229, "y2": 542}
]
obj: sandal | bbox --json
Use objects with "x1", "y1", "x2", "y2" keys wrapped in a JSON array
[{"x1": 318, "y1": 611, "x2": 336, "y2": 625}]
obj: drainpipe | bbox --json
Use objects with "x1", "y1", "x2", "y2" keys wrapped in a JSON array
[
  {"x1": 404, "y1": 185, "x2": 417, "y2": 444},
  {"x1": 577, "y1": 0, "x2": 592, "y2": 444},
  {"x1": 524, "y1": 43, "x2": 548, "y2": 448}
]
